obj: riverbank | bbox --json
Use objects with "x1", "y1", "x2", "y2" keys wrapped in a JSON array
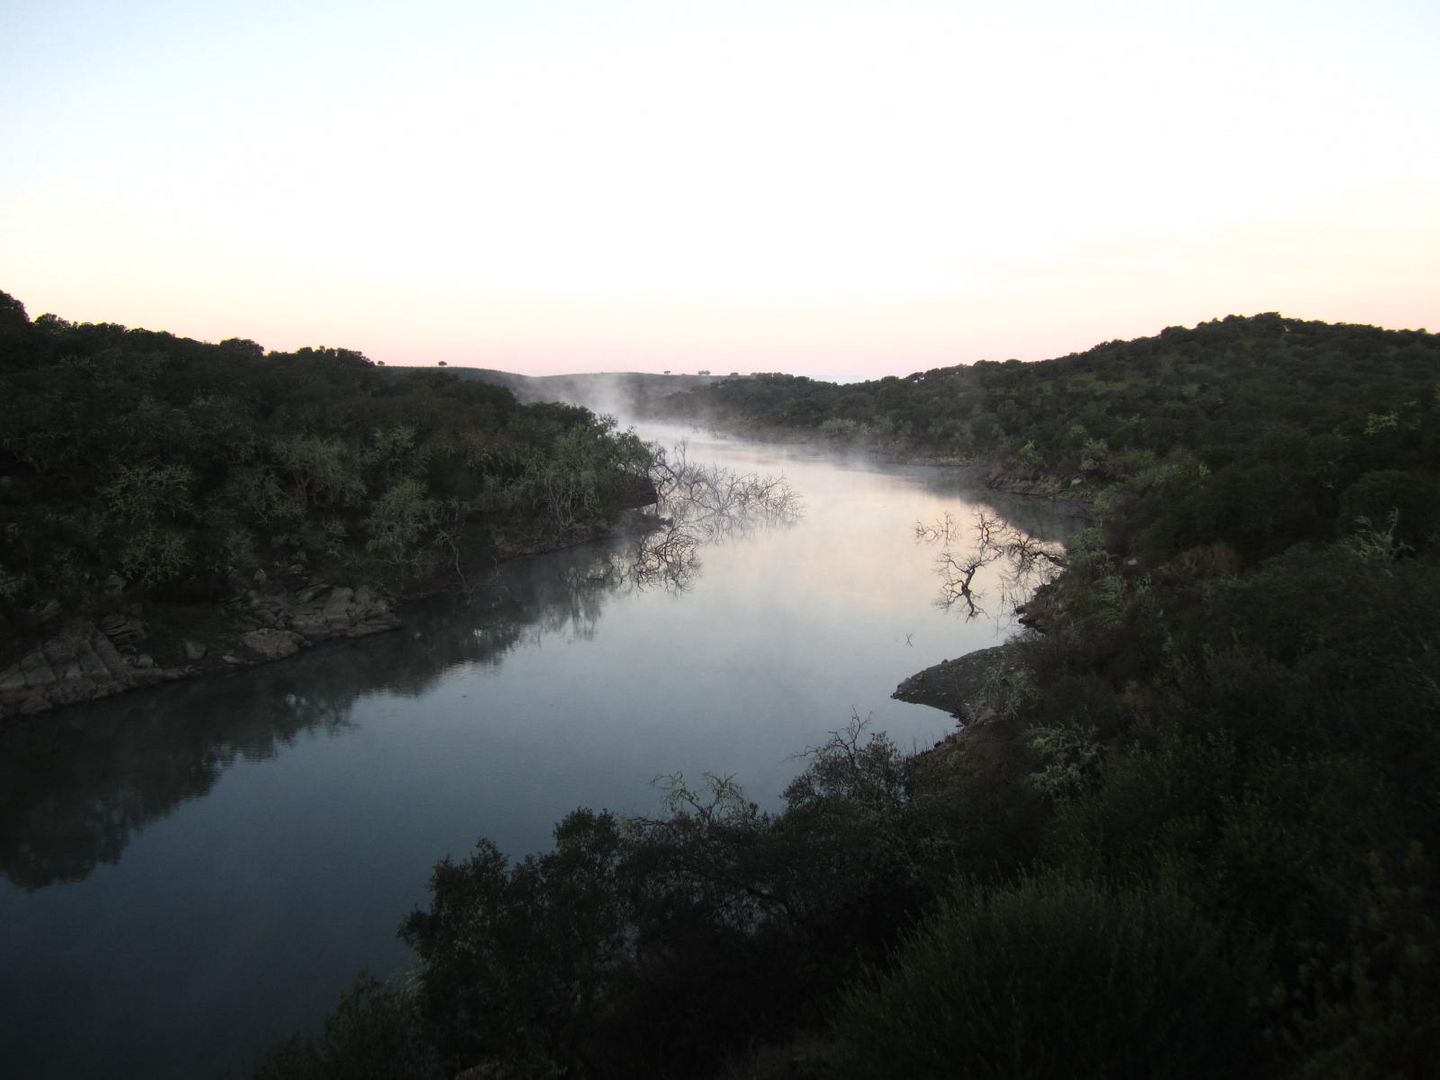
[
  {"x1": 893, "y1": 643, "x2": 1019, "y2": 724},
  {"x1": 0, "y1": 585, "x2": 401, "y2": 725},
  {"x1": 0, "y1": 509, "x2": 661, "y2": 728}
]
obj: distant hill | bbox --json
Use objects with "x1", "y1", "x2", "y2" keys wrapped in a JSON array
[
  {"x1": 440, "y1": 368, "x2": 723, "y2": 416},
  {"x1": 631, "y1": 313, "x2": 1440, "y2": 565},
  {"x1": 645, "y1": 314, "x2": 1436, "y2": 450}
]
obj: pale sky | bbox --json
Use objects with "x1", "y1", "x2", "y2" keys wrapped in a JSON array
[{"x1": 2, "y1": 0, "x2": 1437, "y2": 376}]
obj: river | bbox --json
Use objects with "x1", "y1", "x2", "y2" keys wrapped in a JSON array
[{"x1": 0, "y1": 424, "x2": 1083, "y2": 1078}]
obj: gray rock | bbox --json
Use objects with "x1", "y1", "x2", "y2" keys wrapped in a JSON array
[
  {"x1": 240, "y1": 628, "x2": 304, "y2": 660},
  {"x1": 2, "y1": 580, "x2": 400, "y2": 725},
  {"x1": 322, "y1": 587, "x2": 354, "y2": 627},
  {"x1": 43, "y1": 637, "x2": 76, "y2": 664},
  {"x1": 1, "y1": 626, "x2": 125, "y2": 720},
  {"x1": 91, "y1": 634, "x2": 132, "y2": 681},
  {"x1": 289, "y1": 582, "x2": 399, "y2": 640},
  {"x1": 19, "y1": 650, "x2": 56, "y2": 689},
  {"x1": 893, "y1": 644, "x2": 1018, "y2": 724},
  {"x1": 99, "y1": 612, "x2": 146, "y2": 645},
  {"x1": 51, "y1": 678, "x2": 97, "y2": 705},
  {"x1": 77, "y1": 646, "x2": 108, "y2": 680}
]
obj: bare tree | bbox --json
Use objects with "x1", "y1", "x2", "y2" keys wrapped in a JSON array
[
  {"x1": 915, "y1": 511, "x2": 1064, "y2": 620},
  {"x1": 650, "y1": 441, "x2": 802, "y2": 538},
  {"x1": 598, "y1": 523, "x2": 703, "y2": 595}
]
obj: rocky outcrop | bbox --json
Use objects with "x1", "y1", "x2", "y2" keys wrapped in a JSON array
[
  {"x1": 290, "y1": 585, "x2": 401, "y2": 639},
  {"x1": 893, "y1": 644, "x2": 1025, "y2": 725},
  {"x1": 985, "y1": 468, "x2": 1095, "y2": 502},
  {"x1": 239, "y1": 628, "x2": 305, "y2": 660},
  {"x1": 236, "y1": 581, "x2": 397, "y2": 638},
  {"x1": 0, "y1": 621, "x2": 178, "y2": 719},
  {"x1": 0, "y1": 582, "x2": 402, "y2": 725}
]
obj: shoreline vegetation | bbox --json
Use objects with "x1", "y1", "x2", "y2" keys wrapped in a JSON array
[
  {"x1": 4, "y1": 292, "x2": 1438, "y2": 1076},
  {"x1": 0, "y1": 290, "x2": 658, "y2": 726},
  {"x1": 261, "y1": 313, "x2": 1439, "y2": 1078}
]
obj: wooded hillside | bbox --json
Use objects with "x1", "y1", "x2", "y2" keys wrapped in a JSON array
[
  {"x1": 263, "y1": 315, "x2": 1440, "y2": 1078},
  {"x1": 0, "y1": 291, "x2": 652, "y2": 668}
]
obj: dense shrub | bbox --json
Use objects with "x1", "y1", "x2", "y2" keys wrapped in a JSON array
[
  {"x1": 833, "y1": 874, "x2": 1260, "y2": 1079},
  {"x1": 253, "y1": 974, "x2": 442, "y2": 1080},
  {"x1": 256, "y1": 311, "x2": 1440, "y2": 1077},
  {"x1": 0, "y1": 290, "x2": 654, "y2": 639}
]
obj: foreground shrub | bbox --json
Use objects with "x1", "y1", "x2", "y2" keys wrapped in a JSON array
[
  {"x1": 400, "y1": 810, "x2": 628, "y2": 1076},
  {"x1": 1270, "y1": 845, "x2": 1440, "y2": 1079},
  {"x1": 833, "y1": 873, "x2": 1259, "y2": 1079},
  {"x1": 252, "y1": 974, "x2": 441, "y2": 1080}
]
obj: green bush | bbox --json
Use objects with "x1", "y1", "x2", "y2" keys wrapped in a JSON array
[
  {"x1": 1339, "y1": 469, "x2": 1440, "y2": 553},
  {"x1": 400, "y1": 810, "x2": 628, "y2": 1076},
  {"x1": 252, "y1": 974, "x2": 441, "y2": 1080},
  {"x1": 1272, "y1": 845, "x2": 1440, "y2": 1079},
  {"x1": 833, "y1": 873, "x2": 1260, "y2": 1079}
]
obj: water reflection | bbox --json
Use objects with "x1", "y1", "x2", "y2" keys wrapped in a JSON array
[
  {"x1": 600, "y1": 445, "x2": 801, "y2": 596},
  {"x1": 0, "y1": 673, "x2": 348, "y2": 892},
  {"x1": 0, "y1": 460, "x2": 801, "y2": 892},
  {"x1": 915, "y1": 510, "x2": 1067, "y2": 620},
  {"x1": 0, "y1": 549, "x2": 609, "y2": 890}
]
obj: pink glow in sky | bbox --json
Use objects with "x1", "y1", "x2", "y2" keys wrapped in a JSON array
[{"x1": 2, "y1": 1, "x2": 1437, "y2": 377}]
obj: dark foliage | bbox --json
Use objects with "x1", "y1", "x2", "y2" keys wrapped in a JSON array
[
  {"x1": 834, "y1": 874, "x2": 1259, "y2": 1079},
  {"x1": 654, "y1": 314, "x2": 1440, "y2": 563},
  {"x1": 252, "y1": 312, "x2": 1440, "y2": 1077},
  {"x1": 0, "y1": 290, "x2": 652, "y2": 648},
  {"x1": 253, "y1": 974, "x2": 443, "y2": 1080},
  {"x1": 390, "y1": 724, "x2": 972, "y2": 1078}
]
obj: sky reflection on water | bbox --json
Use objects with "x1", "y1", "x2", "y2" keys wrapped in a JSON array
[{"x1": 0, "y1": 427, "x2": 1084, "y2": 1078}]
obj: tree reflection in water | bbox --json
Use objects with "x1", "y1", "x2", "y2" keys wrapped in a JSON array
[
  {"x1": 915, "y1": 510, "x2": 1066, "y2": 620},
  {"x1": 601, "y1": 442, "x2": 801, "y2": 595},
  {"x1": 0, "y1": 450, "x2": 800, "y2": 891}
]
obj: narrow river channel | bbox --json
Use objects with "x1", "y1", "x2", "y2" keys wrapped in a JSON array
[{"x1": 0, "y1": 425, "x2": 1083, "y2": 1078}]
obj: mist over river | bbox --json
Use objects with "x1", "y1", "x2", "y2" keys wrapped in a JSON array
[{"x1": 0, "y1": 425, "x2": 1083, "y2": 1078}]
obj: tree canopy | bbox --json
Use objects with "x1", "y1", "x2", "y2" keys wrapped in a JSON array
[
  {"x1": 259, "y1": 313, "x2": 1440, "y2": 1078},
  {"x1": 0, "y1": 290, "x2": 653, "y2": 655}
]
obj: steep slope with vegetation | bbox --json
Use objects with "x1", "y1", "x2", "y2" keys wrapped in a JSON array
[
  {"x1": 0, "y1": 291, "x2": 653, "y2": 719},
  {"x1": 659, "y1": 315, "x2": 1438, "y2": 514},
  {"x1": 259, "y1": 314, "x2": 1440, "y2": 1079}
]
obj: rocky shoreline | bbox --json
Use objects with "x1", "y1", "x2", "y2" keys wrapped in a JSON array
[
  {"x1": 892, "y1": 644, "x2": 1025, "y2": 725},
  {"x1": 982, "y1": 468, "x2": 1097, "y2": 502},
  {"x1": 0, "y1": 583, "x2": 400, "y2": 725},
  {"x1": 0, "y1": 509, "x2": 666, "y2": 729}
]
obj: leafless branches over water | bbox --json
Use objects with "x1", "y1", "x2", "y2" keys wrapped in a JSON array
[
  {"x1": 651, "y1": 442, "x2": 802, "y2": 535},
  {"x1": 596, "y1": 443, "x2": 803, "y2": 595},
  {"x1": 915, "y1": 511, "x2": 1065, "y2": 620}
]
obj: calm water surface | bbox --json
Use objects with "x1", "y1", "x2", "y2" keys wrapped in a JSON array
[{"x1": 0, "y1": 426, "x2": 1082, "y2": 1078}]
